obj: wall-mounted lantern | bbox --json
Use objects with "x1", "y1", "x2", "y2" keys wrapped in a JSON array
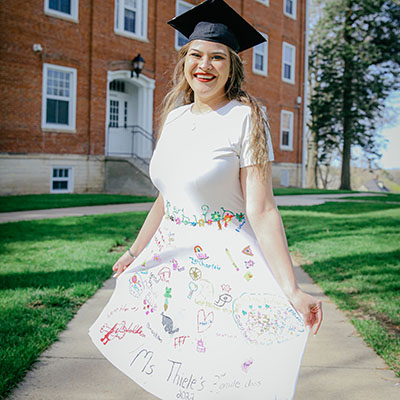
[{"x1": 131, "y1": 53, "x2": 145, "y2": 78}]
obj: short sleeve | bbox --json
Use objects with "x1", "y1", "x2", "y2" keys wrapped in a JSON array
[{"x1": 239, "y1": 112, "x2": 275, "y2": 168}]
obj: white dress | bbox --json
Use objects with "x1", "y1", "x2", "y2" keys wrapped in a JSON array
[{"x1": 89, "y1": 100, "x2": 309, "y2": 400}]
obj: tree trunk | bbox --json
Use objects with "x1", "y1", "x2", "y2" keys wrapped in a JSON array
[
  {"x1": 339, "y1": 1, "x2": 353, "y2": 190},
  {"x1": 306, "y1": 129, "x2": 318, "y2": 188}
]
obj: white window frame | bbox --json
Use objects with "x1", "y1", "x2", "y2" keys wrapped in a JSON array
[
  {"x1": 175, "y1": 0, "x2": 194, "y2": 50},
  {"x1": 114, "y1": 0, "x2": 148, "y2": 41},
  {"x1": 50, "y1": 166, "x2": 74, "y2": 193},
  {"x1": 44, "y1": 0, "x2": 79, "y2": 23},
  {"x1": 256, "y1": 0, "x2": 270, "y2": 6},
  {"x1": 280, "y1": 110, "x2": 294, "y2": 151},
  {"x1": 282, "y1": 42, "x2": 296, "y2": 84},
  {"x1": 284, "y1": 0, "x2": 297, "y2": 20},
  {"x1": 42, "y1": 63, "x2": 77, "y2": 132},
  {"x1": 252, "y1": 32, "x2": 268, "y2": 76}
]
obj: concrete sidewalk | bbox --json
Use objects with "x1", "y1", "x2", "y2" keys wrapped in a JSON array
[
  {"x1": 0, "y1": 193, "x2": 383, "y2": 223},
  {"x1": 9, "y1": 264, "x2": 400, "y2": 400}
]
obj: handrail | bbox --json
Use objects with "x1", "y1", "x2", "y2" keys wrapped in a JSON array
[{"x1": 106, "y1": 125, "x2": 155, "y2": 166}]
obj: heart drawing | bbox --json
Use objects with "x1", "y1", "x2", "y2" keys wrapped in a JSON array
[{"x1": 197, "y1": 309, "x2": 214, "y2": 333}]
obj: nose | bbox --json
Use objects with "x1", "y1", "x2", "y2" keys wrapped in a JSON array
[{"x1": 199, "y1": 56, "x2": 212, "y2": 71}]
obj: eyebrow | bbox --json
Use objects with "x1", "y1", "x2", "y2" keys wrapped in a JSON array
[{"x1": 188, "y1": 48, "x2": 228, "y2": 56}]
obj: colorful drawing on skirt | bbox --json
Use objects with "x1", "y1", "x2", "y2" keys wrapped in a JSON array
[
  {"x1": 241, "y1": 359, "x2": 254, "y2": 373},
  {"x1": 197, "y1": 309, "x2": 214, "y2": 333},
  {"x1": 225, "y1": 248, "x2": 240, "y2": 272},
  {"x1": 171, "y1": 258, "x2": 185, "y2": 272},
  {"x1": 189, "y1": 266, "x2": 202, "y2": 281},
  {"x1": 214, "y1": 293, "x2": 232, "y2": 308},
  {"x1": 99, "y1": 321, "x2": 145, "y2": 345},
  {"x1": 164, "y1": 200, "x2": 246, "y2": 230},
  {"x1": 143, "y1": 292, "x2": 157, "y2": 315},
  {"x1": 164, "y1": 287, "x2": 172, "y2": 311},
  {"x1": 187, "y1": 281, "x2": 198, "y2": 299},
  {"x1": 196, "y1": 338, "x2": 206, "y2": 353},
  {"x1": 161, "y1": 312, "x2": 179, "y2": 334},
  {"x1": 194, "y1": 245, "x2": 209, "y2": 260},
  {"x1": 244, "y1": 260, "x2": 255, "y2": 269},
  {"x1": 232, "y1": 293, "x2": 306, "y2": 346},
  {"x1": 129, "y1": 273, "x2": 144, "y2": 298},
  {"x1": 242, "y1": 245, "x2": 254, "y2": 256}
]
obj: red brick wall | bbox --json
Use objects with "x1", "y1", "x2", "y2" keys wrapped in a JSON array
[{"x1": 0, "y1": 0, "x2": 305, "y2": 165}]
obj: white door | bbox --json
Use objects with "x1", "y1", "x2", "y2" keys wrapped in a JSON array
[{"x1": 108, "y1": 91, "x2": 132, "y2": 156}]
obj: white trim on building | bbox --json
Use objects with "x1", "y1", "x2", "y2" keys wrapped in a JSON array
[
  {"x1": 42, "y1": 63, "x2": 77, "y2": 132},
  {"x1": 282, "y1": 42, "x2": 296, "y2": 84},
  {"x1": 44, "y1": 0, "x2": 79, "y2": 23},
  {"x1": 252, "y1": 32, "x2": 268, "y2": 76},
  {"x1": 114, "y1": 0, "x2": 148, "y2": 41},
  {"x1": 256, "y1": 0, "x2": 270, "y2": 6},
  {"x1": 280, "y1": 110, "x2": 294, "y2": 151}
]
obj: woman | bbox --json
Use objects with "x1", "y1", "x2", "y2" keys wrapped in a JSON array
[{"x1": 89, "y1": 1, "x2": 322, "y2": 399}]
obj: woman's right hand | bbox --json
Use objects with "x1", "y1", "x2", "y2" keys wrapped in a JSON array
[{"x1": 112, "y1": 251, "x2": 136, "y2": 278}]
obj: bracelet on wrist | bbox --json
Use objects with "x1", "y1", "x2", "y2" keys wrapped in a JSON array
[{"x1": 127, "y1": 248, "x2": 136, "y2": 259}]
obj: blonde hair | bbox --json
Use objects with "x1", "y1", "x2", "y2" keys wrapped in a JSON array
[{"x1": 158, "y1": 42, "x2": 272, "y2": 179}]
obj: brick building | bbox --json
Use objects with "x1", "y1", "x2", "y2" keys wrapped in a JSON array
[{"x1": 0, "y1": 0, "x2": 309, "y2": 195}]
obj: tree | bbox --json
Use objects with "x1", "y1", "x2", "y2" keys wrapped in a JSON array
[{"x1": 308, "y1": 0, "x2": 400, "y2": 189}]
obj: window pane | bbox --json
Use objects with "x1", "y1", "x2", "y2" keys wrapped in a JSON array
[
  {"x1": 64, "y1": 169, "x2": 69, "y2": 177},
  {"x1": 178, "y1": 33, "x2": 189, "y2": 47},
  {"x1": 285, "y1": 0, "x2": 293, "y2": 15},
  {"x1": 282, "y1": 130, "x2": 289, "y2": 146},
  {"x1": 49, "y1": 0, "x2": 71, "y2": 14},
  {"x1": 47, "y1": 99, "x2": 69, "y2": 124},
  {"x1": 255, "y1": 54, "x2": 264, "y2": 71},
  {"x1": 284, "y1": 64, "x2": 291, "y2": 79},
  {"x1": 284, "y1": 46, "x2": 292, "y2": 63},
  {"x1": 124, "y1": 9, "x2": 136, "y2": 33},
  {"x1": 47, "y1": 69, "x2": 71, "y2": 99}
]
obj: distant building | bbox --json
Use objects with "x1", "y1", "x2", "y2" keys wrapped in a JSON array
[{"x1": 0, "y1": 0, "x2": 308, "y2": 195}]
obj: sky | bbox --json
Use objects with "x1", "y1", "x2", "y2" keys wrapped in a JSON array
[{"x1": 378, "y1": 91, "x2": 400, "y2": 170}]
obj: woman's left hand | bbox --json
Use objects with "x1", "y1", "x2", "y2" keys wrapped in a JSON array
[{"x1": 287, "y1": 288, "x2": 323, "y2": 335}]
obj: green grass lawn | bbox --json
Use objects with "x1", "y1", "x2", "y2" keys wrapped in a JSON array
[
  {"x1": 0, "y1": 212, "x2": 147, "y2": 398},
  {"x1": 0, "y1": 194, "x2": 155, "y2": 213},
  {"x1": 280, "y1": 200, "x2": 400, "y2": 377}
]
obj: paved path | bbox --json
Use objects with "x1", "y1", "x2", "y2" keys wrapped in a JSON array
[
  {"x1": 0, "y1": 193, "x2": 383, "y2": 224},
  {"x1": 9, "y1": 264, "x2": 400, "y2": 400}
]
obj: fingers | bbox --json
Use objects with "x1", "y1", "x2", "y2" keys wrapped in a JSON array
[{"x1": 310, "y1": 302, "x2": 323, "y2": 335}]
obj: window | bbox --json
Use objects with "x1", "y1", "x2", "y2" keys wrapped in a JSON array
[
  {"x1": 42, "y1": 64, "x2": 77, "y2": 131},
  {"x1": 256, "y1": 0, "x2": 269, "y2": 6},
  {"x1": 280, "y1": 110, "x2": 294, "y2": 150},
  {"x1": 175, "y1": 0, "x2": 194, "y2": 49},
  {"x1": 51, "y1": 167, "x2": 73, "y2": 193},
  {"x1": 284, "y1": 0, "x2": 297, "y2": 19},
  {"x1": 110, "y1": 80, "x2": 126, "y2": 93},
  {"x1": 44, "y1": 0, "x2": 79, "y2": 22},
  {"x1": 282, "y1": 42, "x2": 296, "y2": 84},
  {"x1": 252, "y1": 33, "x2": 268, "y2": 76},
  {"x1": 115, "y1": 0, "x2": 148, "y2": 40},
  {"x1": 109, "y1": 100, "x2": 119, "y2": 128}
]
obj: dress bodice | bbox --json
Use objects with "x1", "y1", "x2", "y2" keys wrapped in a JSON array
[{"x1": 149, "y1": 100, "x2": 274, "y2": 224}]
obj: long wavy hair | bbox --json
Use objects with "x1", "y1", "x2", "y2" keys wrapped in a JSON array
[{"x1": 158, "y1": 42, "x2": 272, "y2": 179}]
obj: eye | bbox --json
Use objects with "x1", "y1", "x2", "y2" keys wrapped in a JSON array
[
  {"x1": 212, "y1": 55, "x2": 225, "y2": 60},
  {"x1": 189, "y1": 52, "x2": 201, "y2": 58}
]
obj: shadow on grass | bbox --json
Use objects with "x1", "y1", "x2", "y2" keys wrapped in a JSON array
[
  {"x1": 0, "y1": 212, "x2": 148, "y2": 247},
  {"x1": 0, "y1": 268, "x2": 113, "y2": 291},
  {"x1": 280, "y1": 201, "x2": 400, "y2": 215}
]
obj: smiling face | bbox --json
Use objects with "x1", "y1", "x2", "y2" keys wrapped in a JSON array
[{"x1": 184, "y1": 40, "x2": 231, "y2": 105}]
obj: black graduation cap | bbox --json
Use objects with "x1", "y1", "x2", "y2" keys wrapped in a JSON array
[{"x1": 167, "y1": 0, "x2": 266, "y2": 53}]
